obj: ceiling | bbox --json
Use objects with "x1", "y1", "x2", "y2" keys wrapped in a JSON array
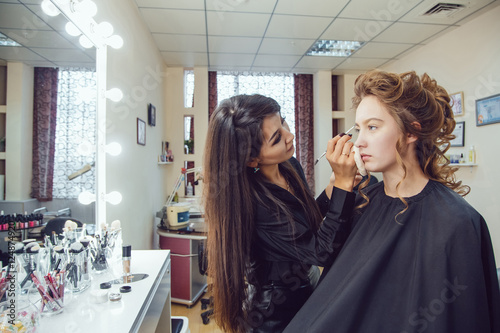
[{"x1": 0, "y1": 0, "x2": 498, "y2": 73}]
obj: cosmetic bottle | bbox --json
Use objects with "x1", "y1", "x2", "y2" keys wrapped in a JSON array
[
  {"x1": 186, "y1": 182, "x2": 193, "y2": 196},
  {"x1": 122, "y1": 245, "x2": 132, "y2": 276},
  {"x1": 468, "y1": 145, "x2": 476, "y2": 163}
]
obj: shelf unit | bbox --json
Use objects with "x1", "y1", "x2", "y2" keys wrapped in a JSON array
[
  {"x1": 158, "y1": 162, "x2": 173, "y2": 165},
  {"x1": 0, "y1": 65, "x2": 6, "y2": 201},
  {"x1": 0, "y1": 66, "x2": 6, "y2": 158},
  {"x1": 0, "y1": 105, "x2": 5, "y2": 158},
  {"x1": 450, "y1": 163, "x2": 477, "y2": 167}
]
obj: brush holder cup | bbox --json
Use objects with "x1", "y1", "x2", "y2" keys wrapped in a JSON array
[{"x1": 65, "y1": 250, "x2": 91, "y2": 294}]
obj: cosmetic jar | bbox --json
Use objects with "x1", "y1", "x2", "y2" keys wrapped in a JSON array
[
  {"x1": 90, "y1": 290, "x2": 109, "y2": 304},
  {"x1": 120, "y1": 285, "x2": 131, "y2": 293},
  {"x1": 100, "y1": 282, "x2": 111, "y2": 289}
]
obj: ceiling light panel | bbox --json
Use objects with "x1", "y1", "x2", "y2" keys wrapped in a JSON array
[{"x1": 306, "y1": 40, "x2": 365, "y2": 57}]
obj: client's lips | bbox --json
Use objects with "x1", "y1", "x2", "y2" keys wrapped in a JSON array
[{"x1": 361, "y1": 154, "x2": 370, "y2": 161}]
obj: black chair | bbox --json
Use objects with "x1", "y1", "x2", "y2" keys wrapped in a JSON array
[
  {"x1": 42, "y1": 217, "x2": 82, "y2": 240},
  {"x1": 198, "y1": 240, "x2": 213, "y2": 325}
]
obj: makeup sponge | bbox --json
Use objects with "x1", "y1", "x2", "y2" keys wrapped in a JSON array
[{"x1": 352, "y1": 146, "x2": 367, "y2": 176}]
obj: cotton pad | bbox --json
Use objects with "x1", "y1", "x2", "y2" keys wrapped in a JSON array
[{"x1": 352, "y1": 146, "x2": 367, "y2": 176}]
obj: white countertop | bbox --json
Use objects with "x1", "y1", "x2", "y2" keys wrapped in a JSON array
[{"x1": 38, "y1": 249, "x2": 171, "y2": 333}]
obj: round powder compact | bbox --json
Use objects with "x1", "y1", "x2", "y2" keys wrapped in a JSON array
[
  {"x1": 120, "y1": 286, "x2": 132, "y2": 293},
  {"x1": 100, "y1": 282, "x2": 111, "y2": 289},
  {"x1": 109, "y1": 292, "x2": 122, "y2": 302},
  {"x1": 90, "y1": 290, "x2": 109, "y2": 304}
]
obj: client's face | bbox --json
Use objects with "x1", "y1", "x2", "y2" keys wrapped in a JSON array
[
  {"x1": 257, "y1": 113, "x2": 295, "y2": 167},
  {"x1": 354, "y1": 95, "x2": 402, "y2": 174}
]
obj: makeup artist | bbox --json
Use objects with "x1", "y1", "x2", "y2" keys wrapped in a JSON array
[{"x1": 203, "y1": 94, "x2": 358, "y2": 332}]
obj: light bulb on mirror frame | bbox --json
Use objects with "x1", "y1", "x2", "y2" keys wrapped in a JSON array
[
  {"x1": 41, "y1": 0, "x2": 60, "y2": 16},
  {"x1": 78, "y1": 86, "x2": 95, "y2": 102},
  {"x1": 105, "y1": 88, "x2": 123, "y2": 102},
  {"x1": 77, "y1": 141, "x2": 95, "y2": 156},
  {"x1": 78, "y1": 191, "x2": 96, "y2": 205},
  {"x1": 77, "y1": 0, "x2": 97, "y2": 17},
  {"x1": 107, "y1": 35, "x2": 124, "y2": 49},
  {"x1": 79, "y1": 35, "x2": 94, "y2": 49},
  {"x1": 97, "y1": 21, "x2": 114, "y2": 38},
  {"x1": 105, "y1": 191, "x2": 122, "y2": 205},
  {"x1": 105, "y1": 142, "x2": 122, "y2": 156},
  {"x1": 65, "y1": 22, "x2": 81, "y2": 37}
]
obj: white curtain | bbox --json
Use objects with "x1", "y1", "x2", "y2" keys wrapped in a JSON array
[
  {"x1": 52, "y1": 67, "x2": 97, "y2": 199},
  {"x1": 217, "y1": 71, "x2": 295, "y2": 140}
]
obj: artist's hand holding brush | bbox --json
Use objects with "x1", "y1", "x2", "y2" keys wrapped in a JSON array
[{"x1": 326, "y1": 131, "x2": 358, "y2": 192}]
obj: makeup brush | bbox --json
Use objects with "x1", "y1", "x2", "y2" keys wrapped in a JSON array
[{"x1": 315, "y1": 125, "x2": 355, "y2": 165}]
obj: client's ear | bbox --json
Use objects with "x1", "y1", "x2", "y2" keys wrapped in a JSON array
[
  {"x1": 407, "y1": 121, "x2": 421, "y2": 144},
  {"x1": 247, "y1": 158, "x2": 260, "y2": 168}
]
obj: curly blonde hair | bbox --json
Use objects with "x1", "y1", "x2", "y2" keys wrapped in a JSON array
[{"x1": 352, "y1": 70, "x2": 470, "y2": 216}]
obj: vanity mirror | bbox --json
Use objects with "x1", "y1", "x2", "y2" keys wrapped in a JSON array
[
  {"x1": 0, "y1": 1, "x2": 99, "y2": 221},
  {"x1": 40, "y1": 0, "x2": 124, "y2": 233}
]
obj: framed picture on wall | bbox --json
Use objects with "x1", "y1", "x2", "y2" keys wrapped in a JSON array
[
  {"x1": 450, "y1": 91, "x2": 464, "y2": 117},
  {"x1": 450, "y1": 121, "x2": 465, "y2": 147},
  {"x1": 137, "y1": 118, "x2": 146, "y2": 145},
  {"x1": 476, "y1": 93, "x2": 500, "y2": 126},
  {"x1": 148, "y1": 103, "x2": 156, "y2": 126}
]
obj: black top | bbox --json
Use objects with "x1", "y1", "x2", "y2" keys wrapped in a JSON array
[
  {"x1": 284, "y1": 180, "x2": 500, "y2": 333},
  {"x1": 250, "y1": 181, "x2": 354, "y2": 283},
  {"x1": 244, "y1": 159, "x2": 354, "y2": 332}
]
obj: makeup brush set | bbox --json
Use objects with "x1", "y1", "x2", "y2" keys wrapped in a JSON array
[{"x1": 4, "y1": 220, "x2": 124, "y2": 307}]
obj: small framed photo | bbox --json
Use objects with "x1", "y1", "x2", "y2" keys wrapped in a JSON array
[
  {"x1": 450, "y1": 121, "x2": 465, "y2": 147},
  {"x1": 148, "y1": 103, "x2": 156, "y2": 126},
  {"x1": 137, "y1": 118, "x2": 146, "y2": 145},
  {"x1": 450, "y1": 91, "x2": 464, "y2": 117},
  {"x1": 476, "y1": 93, "x2": 500, "y2": 126}
]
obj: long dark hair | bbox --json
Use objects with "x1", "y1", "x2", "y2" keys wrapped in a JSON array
[
  {"x1": 203, "y1": 94, "x2": 322, "y2": 332},
  {"x1": 352, "y1": 70, "x2": 470, "y2": 215}
]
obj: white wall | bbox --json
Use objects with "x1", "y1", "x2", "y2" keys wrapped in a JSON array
[
  {"x1": 97, "y1": 0, "x2": 168, "y2": 250},
  {"x1": 5, "y1": 62, "x2": 33, "y2": 200},
  {"x1": 164, "y1": 67, "x2": 208, "y2": 203},
  {"x1": 313, "y1": 71, "x2": 333, "y2": 195},
  {"x1": 381, "y1": 6, "x2": 500, "y2": 260}
]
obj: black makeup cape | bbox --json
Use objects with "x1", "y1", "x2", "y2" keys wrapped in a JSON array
[{"x1": 284, "y1": 180, "x2": 500, "y2": 333}]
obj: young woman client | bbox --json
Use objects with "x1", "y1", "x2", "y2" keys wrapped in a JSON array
[{"x1": 285, "y1": 70, "x2": 500, "y2": 333}]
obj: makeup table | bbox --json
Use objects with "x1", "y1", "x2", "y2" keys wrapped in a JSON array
[{"x1": 38, "y1": 249, "x2": 172, "y2": 333}]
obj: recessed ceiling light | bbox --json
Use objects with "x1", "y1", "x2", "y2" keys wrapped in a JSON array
[
  {"x1": 306, "y1": 39, "x2": 364, "y2": 57},
  {"x1": 0, "y1": 32, "x2": 21, "y2": 47}
]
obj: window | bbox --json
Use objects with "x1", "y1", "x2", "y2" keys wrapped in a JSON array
[
  {"x1": 184, "y1": 69, "x2": 195, "y2": 108},
  {"x1": 216, "y1": 71, "x2": 295, "y2": 141},
  {"x1": 52, "y1": 68, "x2": 97, "y2": 199}
]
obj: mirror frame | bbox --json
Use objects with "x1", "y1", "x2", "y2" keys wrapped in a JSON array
[{"x1": 48, "y1": 0, "x2": 112, "y2": 233}]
